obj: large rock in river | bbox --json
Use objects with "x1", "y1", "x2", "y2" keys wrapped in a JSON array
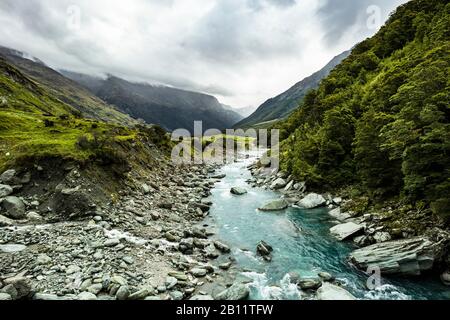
[
  {"x1": 230, "y1": 187, "x2": 248, "y2": 195},
  {"x1": 317, "y1": 283, "x2": 356, "y2": 300},
  {"x1": 258, "y1": 199, "x2": 289, "y2": 212},
  {"x1": 330, "y1": 222, "x2": 364, "y2": 241},
  {"x1": 349, "y1": 237, "x2": 445, "y2": 276},
  {"x1": 1, "y1": 196, "x2": 26, "y2": 219},
  {"x1": 297, "y1": 193, "x2": 326, "y2": 209}
]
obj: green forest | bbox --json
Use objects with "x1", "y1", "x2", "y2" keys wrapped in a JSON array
[{"x1": 278, "y1": 0, "x2": 450, "y2": 218}]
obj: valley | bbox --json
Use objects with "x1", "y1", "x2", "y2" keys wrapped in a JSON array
[{"x1": 0, "y1": 0, "x2": 449, "y2": 302}]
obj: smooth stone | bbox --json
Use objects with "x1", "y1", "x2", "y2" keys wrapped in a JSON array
[
  {"x1": 33, "y1": 293, "x2": 62, "y2": 301},
  {"x1": 190, "y1": 295, "x2": 214, "y2": 300},
  {"x1": 36, "y1": 254, "x2": 52, "y2": 265},
  {"x1": 145, "y1": 296, "x2": 161, "y2": 300},
  {"x1": 128, "y1": 289, "x2": 149, "y2": 300},
  {"x1": 328, "y1": 208, "x2": 351, "y2": 221},
  {"x1": 0, "y1": 184, "x2": 13, "y2": 197},
  {"x1": 3, "y1": 276, "x2": 31, "y2": 299},
  {"x1": 330, "y1": 222, "x2": 364, "y2": 241},
  {"x1": 318, "y1": 272, "x2": 335, "y2": 282},
  {"x1": 191, "y1": 268, "x2": 208, "y2": 278},
  {"x1": 230, "y1": 187, "x2": 248, "y2": 195},
  {"x1": 349, "y1": 237, "x2": 443, "y2": 276},
  {"x1": 270, "y1": 178, "x2": 287, "y2": 190},
  {"x1": 298, "y1": 278, "x2": 322, "y2": 291},
  {"x1": 441, "y1": 270, "x2": 450, "y2": 286},
  {"x1": 168, "y1": 271, "x2": 188, "y2": 281},
  {"x1": 170, "y1": 290, "x2": 184, "y2": 300},
  {"x1": 0, "y1": 244, "x2": 27, "y2": 253},
  {"x1": 0, "y1": 214, "x2": 14, "y2": 227},
  {"x1": 213, "y1": 241, "x2": 231, "y2": 253},
  {"x1": 104, "y1": 238, "x2": 120, "y2": 247},
  {"x1": 165, "y1": 276, "x2": 178, "y2": 289},
  {"x1": 0, "y1": 169, "x2": 16, "y2": 183},
  {"x1": 2, "y1": 196, "x2": 26, "y2": 219},
  {"x1": 0, "y1": 293, "x2": 12, "y2": 301},
  {"x1": 258, "y1": 199, "x2": 289, "y2": 212},
  {"x1": 116, "y1": 286, "x2": 130, "y2": 300},
  {"x1": 142, "y1": 184, "x2": 151, "y2": 194},
  {"x1": 65, "y1": 265, "x2": 81, "y2": 274},
  {"x1": 284, "y1": 180, "x2": 294, "y2": 191},
  {"x1": 78, "y1": 292, "x2": 98, "y2": 300},
  {"x1": 297, "y1": 193, "x2": 326, "y2": 209},
  {"x1": 26, "y1": 211, "x2": 43, "y2": 222},
  {"x1": 216, "y1": 283, "x2": 249, "y2": 300},
  {"x1": 317, "y1": 283, "x2": 356, "y2": 300}
]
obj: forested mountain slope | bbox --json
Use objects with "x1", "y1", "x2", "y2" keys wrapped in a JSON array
[
  {"x1": 278, "y1": 0, "x2": 450, "y2": 218},
  {"x1": 235, "y1": 50, "x2": 350, "y2": 129}
]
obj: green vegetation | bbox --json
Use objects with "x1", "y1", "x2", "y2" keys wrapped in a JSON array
[
  {"x1": 0, "y1": 59, "x2": 167, "y2": 172},
  {"x1": 277, "y1": 0, "x2": 450, "y2": 218}
]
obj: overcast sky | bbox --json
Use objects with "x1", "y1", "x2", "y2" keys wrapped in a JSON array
[{"x1": 0, "y1": 0, "x2": 408, "y2": 108}]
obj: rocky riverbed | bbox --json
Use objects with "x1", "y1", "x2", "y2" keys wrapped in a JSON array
[{"x1": 0, "y1": 161, "x2": 244, "y2": 301}]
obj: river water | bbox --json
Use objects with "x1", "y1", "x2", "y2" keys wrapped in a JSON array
[{"x1": 207, "y1": 151, "x2": 450, "y2": 300}]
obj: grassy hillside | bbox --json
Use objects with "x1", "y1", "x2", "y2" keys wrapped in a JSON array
[
  {"x1": 277, "y1": 0, "x2": 450, "y2": 218},
  {"x1": 0, "y1": 46, "x2": 136, "y2": 125},
  {"x1": 0, "y1": 58, "x2": 170, "y2": 172}
]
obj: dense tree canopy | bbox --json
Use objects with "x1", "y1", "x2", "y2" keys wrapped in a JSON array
[{"x1": 278, "y1": 0, "x2": 450, "y2": 218}]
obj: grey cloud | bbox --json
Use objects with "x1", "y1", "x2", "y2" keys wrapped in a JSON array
[
  {"x1": 318, "y1": 0, "x2": 408, "y2": 45},
  {"x1": 0, "y1": 0, "x2": 409, "y2": 108}
]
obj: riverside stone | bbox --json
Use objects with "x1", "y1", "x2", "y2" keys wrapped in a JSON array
[
  {"x1": 270, "y1": 178, "x2": 287, "y2": 190},
  {"x1": 258, "y1": 199, "x2": 289, "y2": 212},
  {"x1": 78, "y1": 292, "x2": 98, "y2": 300},
  {"x1": 2, "y1": 196, "x2": 26, "y2": 219},
  {"x1": 116, "y1": 285, "x2": 130, "y2": 300},
  {"x1": 297, "y1": 193, "x2": 326, "y2": 209},
  {"x1": 317, "y1": 283, "x2": 355, "y2": 300},
  {"x1": 230, "y1": 187, "x2": 248, "y2": 195},
  {"x1": 349, "y1": 237, "x2": 444, "y2": 276},
  {"x1": 0, "y1": 184, "x2": 13, "y2": 197},
  {"x1": 330, "y1": 222, "x2": 364, "y2": 241},
  {"x1": 328, "y1": 208, "x2": 351, "y2": 221},
  {"x1": 216, "y1": 283, "x2": 249, "y2": 300},
  {"x1": 0, "y1": 244, "x2": 27, "y2": 253},
  {"x1": 0, "y1": 169, "x2": 16, "y2": 184}
]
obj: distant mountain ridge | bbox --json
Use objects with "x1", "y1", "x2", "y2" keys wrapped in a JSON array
[
  {"x1": 234, "y1": 50, "x2": 351, "y2": 128},
  {"x1": 62, "y1": 71, "x2": 243, "y2": 133},
  {"x1": 0, "y1": 46, "x2": 135, "y2": 125}
]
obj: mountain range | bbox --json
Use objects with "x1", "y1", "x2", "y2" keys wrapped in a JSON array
[
  {"x1": 235, "y1": 50, "x2": 351, "y2": 129},
  {"x1": 62, "y1": 71, "x2": 243, "y2": 133},
  {"x1": 0, "y1": 46, "x2": 243, "y2": 133}
]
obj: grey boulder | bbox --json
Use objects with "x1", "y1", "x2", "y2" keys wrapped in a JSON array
[
  {"x1": 270, "y1": 178, "x2": 287, "y2": 190},
  {"x1": 258, "y1": 199, "x2": 289, "y2": 212},
  {"x1": 216, "y1": 283, "x2": 249, "y2": 300},
  {"x1": 349, "y1": 237, "x2": 445, "y2": 276},
  {"x1": 297, "y1": 193, "x2": 326, "y2": 209},
  {"x1": 230, "y1": 187, "x2": 248, "y2": 195},
  {"x1": 2, "y1": 196, "x2": 26, "y2": 219},
  {"x1": 316, "y1": 283, "x2": 356, "y2": 300},
  {"x1": 0, "y1": 184, "x2": 13, "y2": 197},
  {"x1": 330, "y1": 222, "x2": 364, "y2": 241}
]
